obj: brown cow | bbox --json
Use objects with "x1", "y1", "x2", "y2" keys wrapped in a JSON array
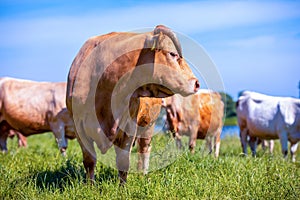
[
  {"x1": 0, "y1": 120, "x2": 27, "y2": 151},
  {"x1": 0, "y1": 77, "x2": 74, "y2": 153},
  {"x1": 66, "y1": 25, "x2": 199, "y2": 184},
  {"x1": 133, "y1": 97, "x2": 162, "y2": 174},
  {"x1": 163, "y1": 90, "x2": 224, "y2": 157}
]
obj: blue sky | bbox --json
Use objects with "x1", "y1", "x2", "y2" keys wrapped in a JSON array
[{"x1": 1, "y1": 0, "x2": 300, "y2": 100}]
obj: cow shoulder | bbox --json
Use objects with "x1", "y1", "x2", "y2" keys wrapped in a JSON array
[
  {"x1": 66, "y1": 32, "x2": 119, "y2": 111},
  {"x1": 279, "y1": 98, "x2": 300, "y2": 126}
]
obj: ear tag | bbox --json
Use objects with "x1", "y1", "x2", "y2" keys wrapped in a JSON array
[{"x1": 151, "y1": 39, "x2": 157, "y2": 51}]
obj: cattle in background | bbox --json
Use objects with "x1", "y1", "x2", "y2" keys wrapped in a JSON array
[
  {"x1": 132, "y1": 97, "x2": 162, "y2": 175},
  {"x1": 0, "y1": 120, "x2": 27, "y2": 151},
  {"x1": 163, "y1": 90, "x2": 224, "y2": 157},
  {"x1": 66, "y1": 25, "x2": 199, "y2": 184},
  {"x1": 256, "y1": 138, "x2": 274, "y2": 154},
  {"x1": 236, "y1": 91, "x2": 300, "y2": 162},
  {"x1": 0, "y1": 77, "x2": 75, "y2": 154}
]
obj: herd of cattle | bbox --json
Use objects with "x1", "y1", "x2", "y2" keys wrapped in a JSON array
[{"x1": 1, "y1": 25, "x2": 299, "y2": 184}]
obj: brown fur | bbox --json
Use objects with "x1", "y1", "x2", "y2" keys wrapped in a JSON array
[
  {"x1": 164, "y1": 91, "x2": 224, "y2": 157},
  {"x1": 0, "y1": 120, "x2": 27, "y2": 151},
  {"x1": 0, "y1": 77, "x2": 75, "y2": 153},
  {"x1": 66, "y1": 25, "x2": 199, "y2": 184}
]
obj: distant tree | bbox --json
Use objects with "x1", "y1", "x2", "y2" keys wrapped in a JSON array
[
  {"x1": 219, "y1": 92, "x2": 236, "y2": 118},
  {"x1": 238, "y1": 90, "x2": 246, "y2": 98}
]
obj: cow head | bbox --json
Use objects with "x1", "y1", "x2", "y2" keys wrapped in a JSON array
[{"x1": 131, "y1": 25, "x2": 199, "y2": 98}]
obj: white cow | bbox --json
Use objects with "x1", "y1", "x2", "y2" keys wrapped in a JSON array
[{"x1": 236, "y1": 91, "x2": 300, "y2": 162}]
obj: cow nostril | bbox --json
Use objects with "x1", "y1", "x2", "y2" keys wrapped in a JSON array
[{"x1": 194, "y1": 80, "x2": 200, "y2": 92}]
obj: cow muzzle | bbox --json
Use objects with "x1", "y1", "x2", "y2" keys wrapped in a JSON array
[
  {"x1": 192, "y1": 78, "x2": 200, "y2": 93},
  {"x1": 180, "y1": 78, "x2": 199, "y2": 97}
]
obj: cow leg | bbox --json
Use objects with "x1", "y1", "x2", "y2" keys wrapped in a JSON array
[
  {"x1": 189, "y1": 128, "x2": 197, "y2": 154},
  {"x1": 240, "y1": 128, "x2": 248, "y2": 155},
  {"x1": 64, "y1": 138, "x2": 69, "y2": 152},
  {"x1": 175, "y1": 132, "x2": 183, "y2": 150},
  {"x1": 79, "y1": 142, "x2": 96, "y2": 183},
  {"x1": 249, "y1": 136, "x2": 257, "y2": 157},
  {"x1": 0, "y1": 133, "x2": 8, "y2": 152},
  {"x1": 206, "y1": 136, "x2": 213, "y2": 155},
  {"x1": 269, "y1": 140, "x2": 274, "y2": 154},
  {"x1": 82, "y1": 147, "x2": 96, "y2": 183},
  {"x1": 137, "y1": 136, "x2": 152, "y2": 174},
  {"x1": 16, "y1": 132, "x2": 27, "y2": 147},
  {"x1": 114, "y1": 130, "x2": 136, "y2": 185},
  {"x1": 279, "y1": 132, "x2": 288, "y2": 159},
  {"x1": 75, "y1": 124, "x2": 97, "y2": 183},
  {"x1": 188, "y1": 137, "x2": 196, "y2": 154},
  {"x1": 214, "y1": 129, "x2": 221, "y2": 158},
  {"x1": 0, "y1": 122, "x2": 9, "y2": 152},
  {"x1": 290, "y1": 142, "x2": 298, "y2": 162},
  {"x1": 260, "y1": 139, "x2": 266, "y2": 151}
]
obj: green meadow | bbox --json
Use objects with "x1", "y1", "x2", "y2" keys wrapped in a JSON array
[{"x1": 0, "y1": 132, "x2": 299, "y2": 199}]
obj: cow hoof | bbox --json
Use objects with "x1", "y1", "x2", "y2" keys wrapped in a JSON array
[
  {"x1": 60, "y1": 148, "x2": 67, "y2": 157},
  {"x1": 239, "y1": 153, "x2": 248, "y2": 157},
  {"x1": 118, "y1": 171, "x2": 128, "y2": 186},
  {"x1": 1, "y1": 150, "x2": 8, "y2": 154}
]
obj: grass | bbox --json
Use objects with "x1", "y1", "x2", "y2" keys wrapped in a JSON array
[{"x1": 0, "y1": 132, "x2": 299, "y2": 199}]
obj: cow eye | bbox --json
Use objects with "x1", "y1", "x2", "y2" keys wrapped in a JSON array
[{"x1": 170, "y1": 52, "x2": 178, "y2": 57}]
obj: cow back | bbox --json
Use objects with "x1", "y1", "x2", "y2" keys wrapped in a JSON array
[
  {"x1": 0, "y1": 77, "x2": 66, "y2": 135},
  {"x1": 198, "y1": 92, "x2": 224, "y2": 137}
]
